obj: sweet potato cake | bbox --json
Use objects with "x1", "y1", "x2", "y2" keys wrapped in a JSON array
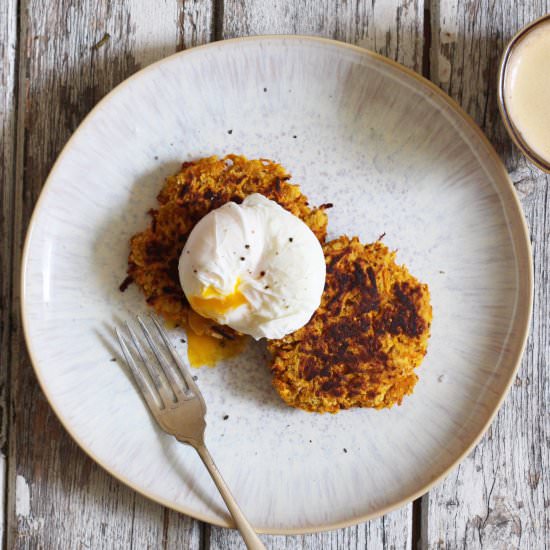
[
  {"x1": 268, "y1": 236, "x2": 432, "y2": 413},
  {"x1": 123, "y1": 155, "x2": 329, "y2": 338}
]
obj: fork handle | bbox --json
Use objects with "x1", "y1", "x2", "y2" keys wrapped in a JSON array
[{"x1": 195, "y1": 444, "x2": 266, "y2": 550}]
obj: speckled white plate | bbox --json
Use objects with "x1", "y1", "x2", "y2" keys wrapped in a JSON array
[{"x1": 22, "y1": 36, "x2": 533, "y2": 534}]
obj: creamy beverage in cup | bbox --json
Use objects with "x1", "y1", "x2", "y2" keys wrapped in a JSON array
[{"x1": 503, "y1": 20, "x2": 550, "y2": 164}]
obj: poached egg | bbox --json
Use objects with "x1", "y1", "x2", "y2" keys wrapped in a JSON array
[{"x1": 179, "y1": 194, "x2": 326, "y2": 340}]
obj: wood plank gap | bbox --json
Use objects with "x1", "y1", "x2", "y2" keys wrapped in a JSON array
[
  {"x1": 1, "y1": 0, "x2": 20, "y2": 547},
  {"x1": 411, "y1": 498, "x2": 422, "y2": 549},
  {"x1": 6, "y1": 0, "x2": 29, "y2": 544},
  {"x1": 421, "y1": 0, "x2": 431, "y2": 79},
  {"x1": 200, "y1": 521, "x2": 211, "y2": 550},
  {"x1": 416, "y1": 0, "x2": 431, "y2": 545},
  {"x1": 212, "y1": 0, "x2": 224, "y2": 42}
]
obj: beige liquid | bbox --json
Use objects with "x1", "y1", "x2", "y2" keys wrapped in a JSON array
[{"x1": 504, "y1": 21, "x2": 550, "y2": 162}]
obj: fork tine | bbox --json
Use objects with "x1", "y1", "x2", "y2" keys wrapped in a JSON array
[
  {"x1": 127, "y1": 320, "x2": 177, "y2": 407},
  {"x1": 136, "y1": 316, "x2": 189, "y2": 400},
  {"x1": 115, "y1": 328, "x2": 159, "y2": 411},
  {"x1": 149, "y1": 315, "x2": 203, "y2": 402}
]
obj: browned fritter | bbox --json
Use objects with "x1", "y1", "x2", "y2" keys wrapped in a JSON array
[
  {"x1": 268, "y1": 236, "x2": 432, "y2": 413},
  {"x1": 125, "y1": 155, "x2": 329, "y2": 335}
]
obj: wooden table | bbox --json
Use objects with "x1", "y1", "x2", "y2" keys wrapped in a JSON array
[{"x1": 2, "y1": 1, "x2": 548, "y2": 548}]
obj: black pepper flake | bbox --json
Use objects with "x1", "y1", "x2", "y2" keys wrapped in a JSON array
[
  {"x1": 186, "y1": 250, "x2": 190, "y2": 254},
  {"x1": 110, "y1": 358, "x2": 116, "y2": 362},
  {"x1": 180, "y1": 338, "x2": 186, "y2": 343},
  {"x1": 264, "y1": 285, "x2": 270, "y2": 289},
  {"x1": 343, "y1": 448, "x2": 348, "y2": 453},
  {"x1": 263, "y1": 87, "x2": 267, "y2": 92},
  {"x1": 309, "y1": 440, "x2": 312, "y2": 443},
  {"x1": 227, "y1": 129, "x2": 233, "y2": 134},
  {"x1": 378, "y1": 232, "x2": 386, "y2": 241},
  {"x1": 289, "y1": 237, "x2": 293, "y2": 242},
  {"x1": 223, "y1": 414, "x2": 229, "y2": 420},
  {"x1": 192, "y1": 375, "x2": 198, "y2": 381},
  {"x1": 245, "y1": 244, "x2": 250, "y2": 249},
  {"x1": 119, "y1": 275, "x2": 133, "y2": 292},
  {"x1": 292, "y1": 135, "x2": 297, "y2": 139},
  {"x1": 240, "y1": 257, "x2": 245, "y2": 261},
  {"x1": 154, "y1": 155, "x2": 159, "y2": 160},
  {"x1": 260, "y1": 271, "x2": 265, "y2": 277},
  {"x1": 193, "y1": 269, "x2": 197, "y2": 273}
]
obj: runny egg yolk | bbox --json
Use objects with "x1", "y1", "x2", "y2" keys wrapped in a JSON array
[
  {"x1": 185, "y1": 330, "x2": 247, "y2": 368},
  {"x1": 184, "y1": 309, "x2": 247, "y2": 368},
  {"x1": 188, "y1": 279, "x2": 248, "y2": 318}
]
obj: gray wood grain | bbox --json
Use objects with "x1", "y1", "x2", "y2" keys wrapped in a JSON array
[
  {"x1": 7, "y1": 1, "x2": 212, "y2": 549},
  {"x1": 221, "y1": 0, "x2": 424, "y2": 73},
  {"x1": 1, "y1": 0, "x2": 18, "y2": 546},
  {"x1": 422, "y1": 2, "x2": 550, "y2": 548},
  {"x1": 211, "y1": 1, "x2": 426, "y2": 547},
  {"x1": 209, "y1": 514, "x2": 412, "y2": 550}
]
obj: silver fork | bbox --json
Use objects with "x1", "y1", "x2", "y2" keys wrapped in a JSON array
[{"x1": 115, "y1": 315, "x2": 265, "y2": 550}]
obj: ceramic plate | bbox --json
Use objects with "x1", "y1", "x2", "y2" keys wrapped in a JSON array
[{"x1": 22, "y1": 36, "x2": 532, "y2": 534}]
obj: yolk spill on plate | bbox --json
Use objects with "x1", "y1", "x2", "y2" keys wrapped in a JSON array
[
  {"x1": 184, "y1": 310, "x2": 247, "y2": 368},
  {"x1": 185, "y1": 330, "x2": 247, "y2": 367}
]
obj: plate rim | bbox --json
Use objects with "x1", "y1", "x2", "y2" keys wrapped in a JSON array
[{"x1": 20, "y1": 34, "x2": 534, "y2": 535}]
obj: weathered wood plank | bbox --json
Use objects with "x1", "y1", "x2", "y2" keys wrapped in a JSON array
[
  {"x1": 422, "y1": 3, "x2": 550, "y2": 548},
  {"x1": 1, "y1": 0, "x2": 18, "y2": 546},
  {"x1": 181, "y1": 0, "x2": 215, "y2": 49},
  {"x1": 221, "y1": 0, "x2": 424, "y2": 73},
  {"x1": 210, "y1": 1, "x2": 425, "y2": 546},
  {"x1": 8, "y1": 1, "x2": 212, "y2": 548},
  {"x1": 209, "y1": 509, "x2": 412, "y2": 549}
]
